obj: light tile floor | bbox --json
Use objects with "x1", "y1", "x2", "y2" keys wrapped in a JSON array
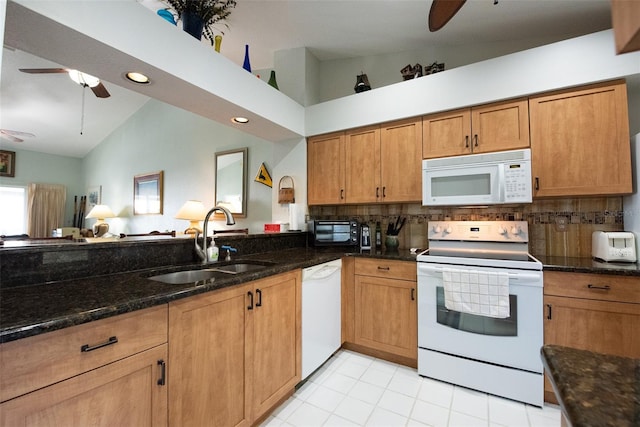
[{"x1": 262, "y1": 350, "x2": 561, "y2": 427}]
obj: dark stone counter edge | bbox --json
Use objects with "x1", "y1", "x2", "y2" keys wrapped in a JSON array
[
  {"x1": 0, "y1": 250, "x2": 416, "y2": 344},
  {"x1": 540, "y1": 344, "x2": 640, "y2": 426}
]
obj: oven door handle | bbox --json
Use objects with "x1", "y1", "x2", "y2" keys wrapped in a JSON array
[{"x1": 418, "y1": 264, "x2": 542, "y2": 283}]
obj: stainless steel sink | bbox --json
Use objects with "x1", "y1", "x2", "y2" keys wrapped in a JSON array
[
  {"x1": 207, "y1": 263, "x2": 270, "y2": 275},
  {"x1": 148, "y1": 269, "x2": 221, "y2": 284},
  {"x1": 147, "y1": 261, "x2": 275, "y2": 284}
]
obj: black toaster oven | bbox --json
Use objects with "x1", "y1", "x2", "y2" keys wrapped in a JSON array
[{"x1": 309, "y1": 220, "x2": 359, "y2": 246}]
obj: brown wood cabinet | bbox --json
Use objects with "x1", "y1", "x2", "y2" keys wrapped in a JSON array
[
  {"x1": 307, "y1": 131, "x2": 346, "y2": 205},
  {"x1": 343, "y1": 258, "x2": 417, "y2": 366},
  {"x1": 307, "y1": 118, "x2": 422, "y2": 205},
  {"x1": 422, "y1": 98, "x2": 530, "y2": 159},
  {"x1": 529, "y1": 80, "x2": 632, "y2": 198},
  {"x1": 611, "y1": 0, "x2": 640, "y2": 54},
  {"x1": 0, "y1": 306, "x2": 168, "y2": 425},
  {"x1": 168, "y1": 270, "x2": 301, "y2": 426},
  {"x1": 543, "y1": 271, "x2": 640, "y2": 403}
]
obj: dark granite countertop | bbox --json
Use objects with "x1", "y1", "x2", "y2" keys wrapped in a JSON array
[
  {"x1": 541, "y1": 345, "x2": 640, "y2": 426},
  {"x1": 0, "y1": 246, "x2": 416, "y2": 344},
  {"x1": 535, "y1": 255, "x2": 640, "y2": 277}
]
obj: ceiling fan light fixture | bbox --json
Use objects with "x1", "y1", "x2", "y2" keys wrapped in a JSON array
[
  {"x1": 125, "y1": 72, "x2": 150, "y2": 84},
  {"x1": 232, "y1": 117, "x2": 249, "y2": 124},
  {"x1": 68, "y1": 69, "x2": 100, "y2": 88}
]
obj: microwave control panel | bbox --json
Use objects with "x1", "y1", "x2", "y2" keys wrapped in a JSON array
[{"x1": 503, "y1": 162, "x2": 531, "y2": 202}]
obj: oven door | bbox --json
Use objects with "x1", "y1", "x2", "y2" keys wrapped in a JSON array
[{"x1": 417, "y1": 262, "x2": 543, "y2": 373}]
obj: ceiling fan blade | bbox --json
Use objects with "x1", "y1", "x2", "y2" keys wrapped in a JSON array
[
  {"x1": 19, "y1": 68, "x2": 69, "y2": 74},
  {"x1": 91, "y1": 82, "x2": 111, "y2": 98},
  {"x1": 1, "y1": 129, "x2": 35, "y2": 138},
  {"x1": 428, "y1": 0, "x2": 466, "y2": 32}
]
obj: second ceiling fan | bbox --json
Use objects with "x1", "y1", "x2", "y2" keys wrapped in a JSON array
[{"x1": 19, "y1": 68, "x2": 111, "y2": 98}]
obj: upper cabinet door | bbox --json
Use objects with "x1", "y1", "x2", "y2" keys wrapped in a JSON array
[
  {"x1": 470, "y1": 98, "x2": 530, "y2": 154},
  {"x1": 529, "y1": 80, "x2": 632, "y2": 197},
  {"x1": 423, "y1": 108, "x2": 471, "y2": 159},
  {"x1": 345, "y1": 126, "x2": 381, "y2": 204},
  {"x1": 307, "y1": 132, "x2": 346, "y2": 205},
  {"x1": 380, "y1": 118, "x2": 423, "y2": 203}
]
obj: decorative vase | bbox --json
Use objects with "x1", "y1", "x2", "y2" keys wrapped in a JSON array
[
  {"x1": 182, "y1": 11, "x2": 204, "y2": 40},
  {"x1": 243, "y1": 44, "x2": 252, "y2": 72},
  {"x1": 268, "y1": 70, "x2": 279, "y2": 90},
  {"x1": 214, "y1": 35, "x2": 222, "y2": 53},
  {"x1": 385, "y1": 235, "x2": 399, "y2": 251},
  {"x1": 157, "y1": 9, "x2": 177, "y2": 25}
]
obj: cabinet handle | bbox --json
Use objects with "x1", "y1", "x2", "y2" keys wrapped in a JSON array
[
  {"x1": 340, "y1": 189, "x2": 344, "y2": 200},
  {"x1": 411, "y1": 288, "x2": 416, "y2": 301},
  {"x1": 377, "y1": 266, "x2": 390, "y2": 271},
  {"x1": 587, "y1": 284, "x2": 611, "y2": 291},
  {"x1": 382, "y1": 187, "x2": 386, "y2": 198},
  {"x1": 376, "y1": 187, "x2": 380, "y2": 198},
  {"x1": 247, "y1": 291, "x2": 254, "y2": 310},
  {"x1": 473, "y1": 134, "x2": 478, "y2": 147},
  {"x1": 465, "y1": 135, "x2": 469, "y2": 148},
  {"x1": 535, "y1": 177, "x2": 539, "y2": 191},
  {"x1": 256, "y1": 289, "x2": 263, "y2": 307},
  {"x1": 546, "y1": 304, "x2": 552, "y2": 320},
  {"x1": 81, "y1": 336, "x2": 118, "y2": 353},
  {"x1": 157, "y1": 359, "x2": 166, "y2": 386}
]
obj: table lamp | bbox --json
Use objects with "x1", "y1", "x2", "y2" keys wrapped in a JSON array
[
  {"x1": 85, "y1": 204, "x2": 116, "y2": 237},
  {"x1": 175, "y1": 200, "x2": 207, "y2": 234}
]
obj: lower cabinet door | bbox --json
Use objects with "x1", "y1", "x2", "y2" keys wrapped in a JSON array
[
  {"x1": 169, "y1": 284, "x2": 251, "y2": 427},
  {"x1": 354, "y1": 275, "x2": 417, "y2": 359},
  {"x1": 0, "y1": 344, "x2": 168, "y2": 426},
  {"x1": 250, "y1": 271, "x2": 301, "y2": 421}
]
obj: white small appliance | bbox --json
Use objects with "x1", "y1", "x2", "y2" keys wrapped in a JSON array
[
  {"x1": 592, "y1": 231, "x2": 637, "y2": 262},
  {"x1": 423, "y1": 148, "x2": 532, "y2": 206}
]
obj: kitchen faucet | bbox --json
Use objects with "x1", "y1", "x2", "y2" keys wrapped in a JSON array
[{"x1": 194, "y1": 205, "x2": 235, "y2": 264}]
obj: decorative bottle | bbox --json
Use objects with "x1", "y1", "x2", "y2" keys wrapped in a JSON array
[
  {"x1": 214, "y1": 35, "x2": 222, "y2": 53},
  {"x1": 243, "y1": 44, "x2": 251, "y2": 72},
  {"x1": 268, "y1": 70, "x2": 279, "y2": 90}
]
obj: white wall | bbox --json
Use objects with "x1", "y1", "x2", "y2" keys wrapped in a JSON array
[{"x1": 81, "y1": 99, "x2": 300, "y2": 235}]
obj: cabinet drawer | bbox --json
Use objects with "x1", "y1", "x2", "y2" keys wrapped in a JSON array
[
  {"x1": 544, "y1": 271, "x2": 640, "y2": 304},
  {"x1": 0, "y1": 305, "x2": 168, "y2": 403},
  {"x1": 354, "y1": 258, "x2": 416, "y2": 281}
]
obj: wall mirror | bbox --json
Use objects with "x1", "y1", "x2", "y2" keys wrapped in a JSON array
[
  {"x1": 214, "y1": 148, "x2": 247, "y2": 218},
  {"x1": 134, "y1": 171, "x2": 164, "y2": 215}
]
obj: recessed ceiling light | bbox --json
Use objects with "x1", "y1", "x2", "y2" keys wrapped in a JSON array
[
  {"x1": 232, "y1": 117, "x2": 249, "y2": 124},
  {"x1": 125, "y1": 72, "x2": 150, "y2": 84}
]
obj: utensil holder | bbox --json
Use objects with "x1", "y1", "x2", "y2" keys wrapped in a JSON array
[{"x1": 278, "y1": 176, "x2": 295, "y2": 204}]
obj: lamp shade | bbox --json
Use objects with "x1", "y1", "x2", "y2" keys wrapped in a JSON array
[
  {"x1": 86, "y1": 204, "x2": 116, "y2": 221},
  {"x1": 175, "y1": 200, "x2": 207, "y2": 220}
]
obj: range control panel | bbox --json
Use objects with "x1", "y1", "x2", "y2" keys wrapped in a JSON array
[{"x1": 428, "y1": 221, "x2": 529, "y2": 243}]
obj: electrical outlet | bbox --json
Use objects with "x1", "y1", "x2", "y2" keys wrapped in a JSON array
[{"x1": 555, "y1": 216, "x2": 568, "y2": 232}]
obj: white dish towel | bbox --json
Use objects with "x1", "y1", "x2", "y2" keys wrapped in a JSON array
[{"x1": 442, "y1": 268, "x2": 510, "y2": 318}]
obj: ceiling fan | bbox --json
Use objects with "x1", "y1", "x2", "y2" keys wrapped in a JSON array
[
  {"x1": 0, "y1": 129, "x2": 35, "y2": 143},
  {"x1": 19, "y1": 68, "x2": 111, "y2": 98},
  {"x1": 428, "y1": 0, "x2": 467, "y2": 32}
]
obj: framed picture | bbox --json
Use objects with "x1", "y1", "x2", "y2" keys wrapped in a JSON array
[
  {"x1": 87, "y1": 185, "x2": 102, "y2": 211},
  {"x1": 134, "y1": 171, "x2": 163, "y2": 215},
  {"x1": 0, "y1": 150, "x2": 16, "y2": 177}
]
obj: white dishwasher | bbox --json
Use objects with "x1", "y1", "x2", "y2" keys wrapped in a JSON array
[{"x1": 301, "y1": 258, "x2": 342, "y2": 380}]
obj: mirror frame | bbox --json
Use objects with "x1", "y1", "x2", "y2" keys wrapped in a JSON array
[
  {"x1": 214, "y1": 148, "x2": 247, "y2": 218},
  {"x1": 133, "y1": 171, "x2": 164, "y2": 215}
]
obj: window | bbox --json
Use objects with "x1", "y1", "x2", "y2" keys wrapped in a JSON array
[{"x1": 0, "y1": 186, "x2": 27, "y2": 235}]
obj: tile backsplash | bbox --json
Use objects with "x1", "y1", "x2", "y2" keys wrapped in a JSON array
[{"x1": 309, "y1": 197, "x2": 624, "y2": 257}]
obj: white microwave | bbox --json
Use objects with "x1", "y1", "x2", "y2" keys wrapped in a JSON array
[{"x1": 423, "y1": 149, "x2": 532, "y2": 206}]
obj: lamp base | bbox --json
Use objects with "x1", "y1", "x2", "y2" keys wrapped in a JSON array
[
  {"x1": 94, "y1": 223, "x2": 109, "y2": 237},
  {"x1": 184, "y1": 227, "x2": 202, "y2": 235}
]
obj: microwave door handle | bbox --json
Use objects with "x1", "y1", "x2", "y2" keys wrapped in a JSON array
[{"x1": 497, "y1": 165, "x2": 505, "y2": 202}]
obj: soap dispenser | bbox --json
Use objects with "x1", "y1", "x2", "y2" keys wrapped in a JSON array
[{"x1": 207, "y1": 244, "x2": 219, "y2": 262}]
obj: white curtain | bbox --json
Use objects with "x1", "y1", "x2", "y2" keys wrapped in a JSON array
[{"x1": 27, "y1": 183, "x2": 66, "y2": 238}]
